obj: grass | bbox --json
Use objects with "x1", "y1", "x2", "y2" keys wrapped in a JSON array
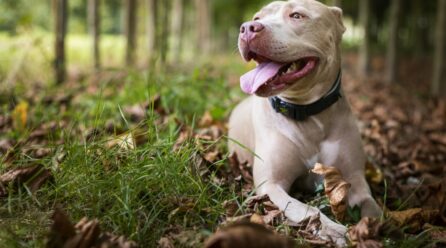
[
  {"x1": 0, "y1": 33, "x2": 439, "y2": 248},
  {"x1": 0, "y1": 54, "x2": 248, "y2": 246}
]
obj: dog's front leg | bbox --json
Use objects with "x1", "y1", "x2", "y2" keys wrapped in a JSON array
[
  {"x1": 252, "y1": 139, "x2": 347, "y2": 246},
  {"x1": 257, "y1": 182, "x2": 347, "y2": 246}
]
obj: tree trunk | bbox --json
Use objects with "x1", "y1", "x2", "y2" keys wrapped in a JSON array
[
  {"x1": 170, "y1": 0, "x2": 184, "y2": 62},
  {"x1": 88, "y1": 0, "x2": 100, "y2": 70},
  {"x1": 358, "y1": 0, "x2": 371, "y2": 76},
  {"x1": 194, "y1": 0, "x2": 211, "y2": 55},
  {"x1": 331, "y1": 0, "x2": 341, "y2": 7},
  {"x1": 125, "y1": 0, "x2": 137, "y2": 66},
  {"x1": 159, "y1": 0, "x2": 170, "y2": 65},
  {"x1": 385, "y1": 0, "x2": 401, "y2": 84},
  {"x1": 146, "y1": 0, "x2": 157, "y2": 63},
  {"x1": 431, "y1": 0, "x2": 446, "y2": 96},
  {"x1": 54, "y1": 0, "x2": 68, "y2": 84}
]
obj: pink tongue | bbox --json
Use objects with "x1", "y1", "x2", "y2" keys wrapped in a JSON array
[{"x1": 240, "y1": 62, "x2": 284, "y2": 94}]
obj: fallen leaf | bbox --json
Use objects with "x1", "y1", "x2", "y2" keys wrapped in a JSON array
[
  {"x1": 203, "y1": 149, "x2": 220, "y2": 163},
  {"x1": 47, "y1": 208, "x2": 137, "y2": 248},
  {"x1": 107, "y1": 132, "x2": 136, "y2": 150},
  {"x1": 173, "y1": 128, "x2": 192, "y2": 151},
  {"x1": 47, "y1": 209, "x2": 76, "y2": 248},
  {"x1": 357, "y1": 240, "x2": 383, "y2": 248},
  {"x1": 228, "y1": 153, "x2": 253, "y2": 183},
  {"x1": 262, "y1": 210, "x2": 283, "y2": 226},
  {"x1": 348, "y1": 217, "x2": 403, "y2": 247},
  {"x1": 204, "y1": 222, "x2": 294, "y2": 248},
  {"x1": 158, "y1": 237, "x2": 174, "y2": 248},
  {"x1": 312, "y1": 163, "x2": 351, "y2": 221},
  {"x1": 365, "y1": 161, "x2": 383, "y2": 184},
  {"x1": 199, "y1": 111, "x2": 213, "y2": 127},
  {"x1": 245, "y1": 194, "x2": 271, "y2": 209},
  {"x1": 348, "y1": 217, "x2": 382, "y2": 245},
  {"x1": 294, "y1": 213, "x2": 322, "y2": 235},
  {"x1": 222, "y1": 200, "x2": 239, "y2": 217},
  {"x1": 0, "y1": 138, "x2": 14, "y2": 156},
  {"x1": 12, "y1": 101, "x2": 28, "y2": 131},
  {"x1": 424, "y1": 224, "x2": 446, "y2": 244},
  {"x1": 387, "y1": 208, "x2": 439, "y2": 233},
  {"x1": 250, "y1": 213, "x2": 265, "y2": 225},
  {"x1": 0, "y1": 165, "x2": 53, "y2": 197},
  {"x1": 124, "y1": 104, "x2": 146, "y2": 123}
]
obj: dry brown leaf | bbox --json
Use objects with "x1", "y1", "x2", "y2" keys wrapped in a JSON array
[
  {"x1": 203, "y1": 149, "x2": 220, "y2": 163},
  {"x1": 0, "y1": 165, "x2": 53, "y2": 197},
  {"x1": 158, "y1": 237, "x2": 174, "y2": 248},
  {"x1": 124, "y1": 104, "x2": 146, "y2": 123},
  {"x1": 173, "y1": 128, "x2": 192, "y2": 151},
  {"x1": 0, "y1": 139, "x2": 14, "y2": 155},
  {"x1": 106, "y1": 132, "x2": 136, "y2": 150},
  {"x1": 365, "y1": 162, "x2": 383, "y2": 184},
  {"x1": 222, "y1": 200, "x2": 239, "y2": 217},
  {"x1": 12, "y1": 101, "x2": 28, "y2": 131},
  {"x1": 357, "y1": 239, "x2": 383, "y2": 248},
  {"x1": 250, "y1": 213, "x2": 265, "y2": 225},
  {"x1": 262, "y1": 210, "x2": 283, "y2": 225},
  {"x1": 312, "y1": 163, "x2": 351, "y2": 221},
  {"x1": 123, "y1": 95, "x2": 163, "y2": 123},
  {"x1": 47, "y1": 208, "x2": 137, "y2": 248},
  {"x1": 245, "y1": 194, "x2": 270, "y2": 209},
  {"x1": 348, "y1": 217, "x2": 382, "y2": 245},
  {"x1": 199, "y1": 111, "x2": 213, "y2": 127},
  {"x1": 204, "y1": 222, "x2": 294, "y2": 248},
  {"x1": 387, "y1": 208, "x2": 439, "y2": 233},
  {"x1": 348, "y1": 217, "x2": 403, "y2": 247},
  {"x1": 424, "y1": 224, "x2": 446, "y2": 244},
  {"x1": 288, "y1": 213, "x2": 338, "y2": 247},
  {"x1": 222, "y1": 214, "x2": 252, "y2": 225},
  {"x1": 228, "y1": 153, "x2": 253, "y2": 184}
]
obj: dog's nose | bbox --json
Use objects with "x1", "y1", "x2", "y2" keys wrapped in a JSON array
[{"x1": 240, "y1": 21, "x2": 264, "y2": 41}]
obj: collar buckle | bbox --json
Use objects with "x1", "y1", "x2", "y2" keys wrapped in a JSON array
[{"x1": 268, "y1": 70, "x2": 342, "y2": 122}]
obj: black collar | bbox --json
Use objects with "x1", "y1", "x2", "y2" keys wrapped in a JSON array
[{"x1": 269, "y1": 70, "x2": 342, "y2": 121}]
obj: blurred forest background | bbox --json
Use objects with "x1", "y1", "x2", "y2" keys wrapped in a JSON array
[
  {"x1": 0, "y1": 0, "x2": 445, "y2": 94},
  {"x1": 0, "y1": 0, "x2": 446, "y2": 247}
]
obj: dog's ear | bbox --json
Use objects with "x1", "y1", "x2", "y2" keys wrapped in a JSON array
[{"x1": 329, "y1": 7, "x2": 346, "y2": 35}]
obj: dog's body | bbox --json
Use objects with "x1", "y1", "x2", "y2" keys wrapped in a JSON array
[{"x1": 228, "y1": 0, "x2": 381, "y2": 245}]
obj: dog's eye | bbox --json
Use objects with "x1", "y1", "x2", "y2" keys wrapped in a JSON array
[
  {"x1": 290, "y1": 12, "x2": 306, "y2": 19},
  {"x1": 253, "y1": 17, "x2": 260, "y2": 21}
]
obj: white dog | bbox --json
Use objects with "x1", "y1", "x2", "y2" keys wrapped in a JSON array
[{"x1": 228, "y1": 0, "x2": 381, "y2": 245}]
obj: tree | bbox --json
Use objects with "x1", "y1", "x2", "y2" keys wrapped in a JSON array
[
  {"x1": 170, "y1": 0, "x2": 184, "y2": 63},
  {"x1": 358, "y1": 0, "x2": 371, "y2": 77},
  {"x1": 194, "y1": 0, "x2": 211, "y2": 55},
  {"x1": 125, "y1": 0, "x2": 137, "y2": 66},
  {"x1": 385, "y1": 0, "x2": 401, "y2": 84},
  {"x1": 146, "y1": 0, "x2": 157, "y2": 64},
  {"x1": 88, "y1": 0, "x2": 100, "y2": 70},
  {"x1": 54, "y1": 0, "x2": 68, "y2": 84},
  {"x1": 159, "y1": 0, "x2": 170, "y2": 65},
  {"x1": 431, "y1": 0, "x2": 446, "y2": 96}
]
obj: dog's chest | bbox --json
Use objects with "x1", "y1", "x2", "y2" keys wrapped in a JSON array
[{"x1": 276, "y1": 115, "x2": 340, "y2": 168}]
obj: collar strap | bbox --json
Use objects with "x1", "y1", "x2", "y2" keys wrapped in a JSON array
[{"x1": 269, "y1": 70, "x2": 342, "y2": 121}]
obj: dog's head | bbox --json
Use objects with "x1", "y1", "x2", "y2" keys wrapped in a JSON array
[{"x1": 238, "y1": 0, "x2": 345, "y2": 98}]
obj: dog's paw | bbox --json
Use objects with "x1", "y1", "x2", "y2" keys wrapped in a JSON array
[
  {"x1": 360, "y1": 198, "x2": 383, "y2": 218},
  {"x1": 319, "y1": 218, "x2": 348, "y2": 247}
]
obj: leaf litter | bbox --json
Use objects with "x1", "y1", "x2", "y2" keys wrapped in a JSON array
[
  {"x1": 1, "y1": 60, "x2": 445, "y2": 247},
  {"x1": 47, "y1": 208, "x2": 137, "y2": 248}
]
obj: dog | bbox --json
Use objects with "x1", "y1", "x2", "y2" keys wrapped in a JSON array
[{"x1": 228, "y1": 0, "x2": 382, "y2": 245}]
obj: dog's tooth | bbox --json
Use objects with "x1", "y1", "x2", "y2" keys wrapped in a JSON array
[{"x1": 287, "y1": 64, "x2": 295, "y2": 73}]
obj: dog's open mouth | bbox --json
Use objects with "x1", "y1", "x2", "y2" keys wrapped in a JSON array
[{"x1": 240, "y1": 53, "x2": 318, "y2": 95}]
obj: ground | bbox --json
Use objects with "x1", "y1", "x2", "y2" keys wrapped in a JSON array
[{"x1": 0, "y1": 50, "x2": 445, "y2": 247}]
